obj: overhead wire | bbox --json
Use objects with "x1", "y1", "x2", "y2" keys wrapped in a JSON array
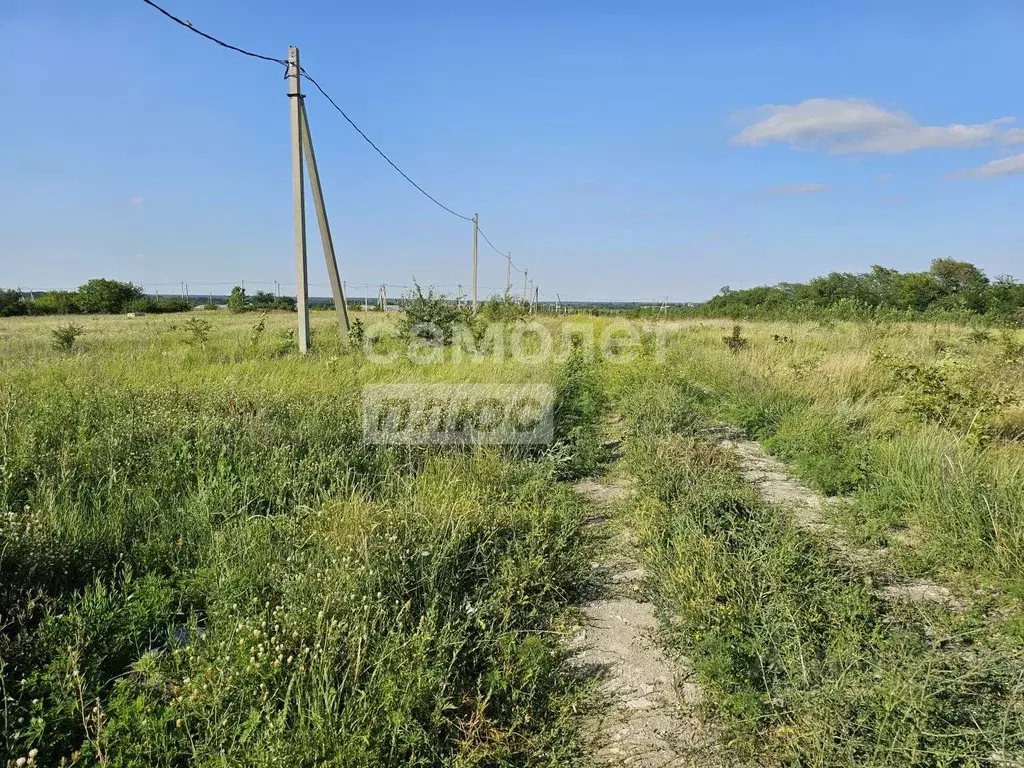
[
  {"x1": 138, "y1": 0, "x2": 539, "y2": 295},
  {"x1": 139, "y1": 0, "x2": 288, "y2": 68},
  {"x1": 299, "y1": 71, "x2": 475, "y2": 223}
]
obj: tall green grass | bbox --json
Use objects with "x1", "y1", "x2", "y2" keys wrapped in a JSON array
[
  {"x1": 617, "y1": 374, "x2": 1024, "y2": 765},
  {"x1": 0, "y1": 313, "x2": 607, "y2": 766},
  {"x1": 653, "y1": 319, "x2": 1024, "y2": 586}
]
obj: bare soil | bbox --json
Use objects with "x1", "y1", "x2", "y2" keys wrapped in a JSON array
[{"x1": 573, "y1": 474, "x2": 722, "y2": 767}]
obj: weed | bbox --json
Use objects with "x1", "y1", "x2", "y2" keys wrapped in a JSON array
[
  {"x1": 182, "y1": 317, "x2": 211, "y2": 346},
  {"x1": 348, "y1": 317, "x2": 366, "y2": 346},
  {"x1": 249, "y1": 312, "x2": 267, "y2": 346},
  {"x1": 722, "y1": 325, "x2": 748, "y2": 353}
]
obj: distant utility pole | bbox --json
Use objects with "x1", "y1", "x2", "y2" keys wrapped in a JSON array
[
  {"x1": 275, "y1": 280, "x2": 280, "y2": 298},
  {"x1": 505, "y1": 252, "x2": 512, "y2": 299},
  {"x1": 522, "y1": 269, "x2": 528, "y2": 304},
  {"x1": 378, "y1": 284, "x2": 387, "y2": 311},
  {"x1": 457, "y1": 284, "x2": 463, "y2": 308},
  {"x1": 472, "y1": 213, "x2": 479, "y2": 312},
  {"x1": 555, "y1": 293, "x2": 561, "y2": 313},
  {"x1": 533, "y1": 285, "x2": 538, "y2": 314}
]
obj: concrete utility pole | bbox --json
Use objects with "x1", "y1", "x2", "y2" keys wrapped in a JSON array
[
  {"x1": 505, "y1": 252, "x2": 512, "y2": 298},
  {"x1": 287, "y1": 46, "x2": 310, "y2": 354},
  {"x1": 522, "y1": 269, "x2": 528, "y2": 304},
  {"x1": 472, "y1": 213, "x2": 479, "y2": 312},
  {"x1": 533, "y1": 285, "x2": 538, "y2": 314},
  {"x1": 275, "y1": 280, "x2": 280, "y2": 298},
  {"x1": 555, "y1": 293, "x2": 561, "y2": 313},
  {"x1": 457, "y1": 284, "x2": 463, "y2": 308},
  {"x1": 299, "y1": 96, "x2": 349, "y2": 337}
]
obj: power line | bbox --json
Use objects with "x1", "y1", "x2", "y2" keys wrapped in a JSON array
[
  {"x1": 138, "y1": 0, "x2": 532, "y2": 293},
  {"x1": 300, "y1": 71, "x2": 474, "y2": 223},
  {"x1": 139, "y1": 0, "x2": 288, "y2": 68},
  {"x1": 476, "y1": 227, "x2": 505, "y2": 258},
  {"x1": 478, "y1": 226, "x2": 524, "y2": 272}
]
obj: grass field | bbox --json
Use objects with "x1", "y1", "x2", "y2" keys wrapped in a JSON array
[
  {"x1": 0, "y1": 311, "x2": 606, "y2": 766},
  {"x1": 609, "y1": 318, "x2": 1024, "y2": 765},
  {"x1": 2, "y1": 310, "x2": 1023, "y2": 766}
]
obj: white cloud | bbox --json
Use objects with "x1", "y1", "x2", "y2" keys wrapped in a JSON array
[
  {"x1": 732, "y1": 98, "x2": 1015, "y2": 154},
  {"x1": 951, "y1": 152, "x2": 1024, "y2": 179},
  {"x1": 762, "y1": 182, "x2": 830, "y2": 195},
  {"x1": 130, "y1": 196, "x2": 143, "y2": 208},
  {"x1": 1004, "y1": 128, "x2": 1024, "y2": 144}
]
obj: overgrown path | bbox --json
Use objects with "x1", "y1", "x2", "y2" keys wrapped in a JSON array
[
  {"x1": 572, "y1": 429, "x2": 718, "y2": 767},
  {"x1": 710, "y1": 429, "x2": 962, "y2": 611}
]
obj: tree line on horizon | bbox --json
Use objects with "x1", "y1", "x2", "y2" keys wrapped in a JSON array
[
  {"x1": 0, "y1": 280, "x2": 303, "y2": 317},
  {"x1": 4, "y1": 260, "x2": 1024, "y2": 324},
  {"x1": 672, "y1": 258, "x2": 1024, "y2": 324}
]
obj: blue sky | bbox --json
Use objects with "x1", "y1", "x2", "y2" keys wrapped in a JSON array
[{"x1": 2, "y1": 0, "x2": 1023, "y2": 302}]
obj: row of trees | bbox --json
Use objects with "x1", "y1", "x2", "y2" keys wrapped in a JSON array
[
  {"x1": 699, "y1": 259, "x2": 1024, "y2": 323},
  {"x1": 0, "y1": 279, "x2": 197, "y2": 317},
  {"x1": 226, "y1": 287, "x2": 297, "y2": 313}
]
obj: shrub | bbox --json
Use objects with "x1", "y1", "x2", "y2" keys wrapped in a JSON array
[
  {"x1": 348, "y1": 318, "x2": 366, "y2": 346},
  {"x1": 150, "y1": 297, "x2": 191, "y2": 314},
  {"x1": 478, "y1": 295, "x2": 527, "y2": 324},
  {"x1": 250, "y1": 291, "x2": 276, "y2": 310},
  {"x1": 76, "y1": 279, "x2": 143, "y2": 314},
  {"x1": 123, "y1": 297, "x2": 151, "y2": 314},
  {"x1": 399, "y1": 284, "x2": 468, "y2": 346},
  {"x1": 182, "y1": 317, "x2": 211, "y2": 346},
  {"x1": 51, "y1": 323, "x2": 84, "y2": 351},
  {"x1": 28, "y1": 291, "x2": 80, "y2": 315},
  {"x1": 227, "y1": 286, "x2": 247, "y2": 314},
  {"x1": 0, "y1": 288, "x2": 27, "y2": 317}
]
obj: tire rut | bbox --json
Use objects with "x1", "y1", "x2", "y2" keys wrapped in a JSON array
[{"x1": 572, "y1": 473, "x2": 722, "y2": 767}]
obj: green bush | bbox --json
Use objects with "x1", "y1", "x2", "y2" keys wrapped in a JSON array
[
  {"x1": 0, "y1": 288, "x2": 27, "y2": 317},
  {"x1": 51, "y1": 323, "x2": 84, "y2": 351},
  {"x1": 76, "y1": 279, "x2": 143, "y2": 314},
  {"x1": 27, "y1": 291, "x2": 80, "y2": 315},
  {"x1": 227, "y1": 286, "x2": 247, "y2": 314},
  {"x1": 399, "y1": 284, "x2": 469, "y2": 346}
]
